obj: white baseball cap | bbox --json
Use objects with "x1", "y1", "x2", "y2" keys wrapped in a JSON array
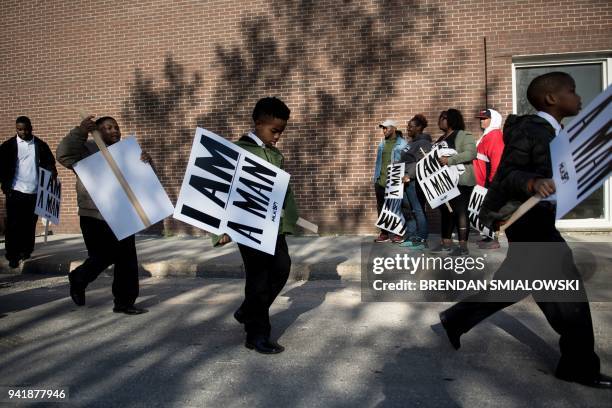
[{"x1": 379, "y1": 119, "x2": 398, "y2": 128}]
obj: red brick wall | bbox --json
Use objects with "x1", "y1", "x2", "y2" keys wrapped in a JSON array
[{"x1": 1, "y1": 0, "x2": 611, "y2": 235}]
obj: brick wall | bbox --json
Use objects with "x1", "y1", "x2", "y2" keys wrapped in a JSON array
[{"x1": 1, "y1": 0, "x2": 611, "y2": 235}]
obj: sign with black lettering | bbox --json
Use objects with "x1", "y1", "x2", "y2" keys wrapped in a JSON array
[
  {"x1": 34, "y1": 168, "x2": 61, "y2": 225},
  {"x1": 375, "y1": 198, "x2": 406, "y2": 236},
  {"x1": 173, "y1": 128, "x2": 290, "y2": 255},
  {"x1": 384, "y1": 162, "x2": 405, "y2": 199},
  {"x1": 551, "y1": 85, "x2": 612, "y2": 219},
  {"x1": 416, "y1": 146, "x2": 460, "y2": 209},
  {"x1": 468, "y1": 185, "x2": 494, "y2": 239}
]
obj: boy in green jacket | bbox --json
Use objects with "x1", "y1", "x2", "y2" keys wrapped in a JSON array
[{"x1": 217, "y1": 97, "x2": 298, "y2": 354}]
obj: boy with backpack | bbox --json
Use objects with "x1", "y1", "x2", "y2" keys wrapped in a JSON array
[{"x1": 438, "y1": 72, "x2": 610, "y2": 388}]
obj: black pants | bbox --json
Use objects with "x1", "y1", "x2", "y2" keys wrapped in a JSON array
[
  {"x1": 375, "y1": 183, "x2": 386, "y2": 234},
  {"x1": 4, "y1": 190, "x2": 38, "y2": 262},
  {"x1": 237, "y1": 235, "x2": 291, "y2": 339},
  {"x1": 442, "y1": 205, "x2": 600, "y2": 380},
  {"x1": 440, "y1": 185, "x2": 472, "y2": 241},
  {"x1": 70, "y1": 216, "x2": 139, "y2": 307}
]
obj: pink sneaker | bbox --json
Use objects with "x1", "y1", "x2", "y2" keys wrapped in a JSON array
[
  {"x1": 374, "y1": 233, "x2": 390, "y2": 243},
  {"x1": 391, "y1": 235, "x2": 405, "y2": 243}
]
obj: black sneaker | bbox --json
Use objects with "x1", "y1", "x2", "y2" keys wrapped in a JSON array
[
  {"x1": 113, "y1": 305, "x2": 148, "y2": 315},
  {"x1": 449, "y1": 246, "x2": 469, "y2": 257},
  {"x1": 8, "y1": 259, "x2": 20, "y2": 268},
  {"x1": 430, "y1": 244, "x2": 452, "y2": 253},
  {"x1": 68, "y1": 273, "x2": 86, "y2": 306},
  {"x1": 233, "y1": 308, "x2": 245, "y2": 324}
]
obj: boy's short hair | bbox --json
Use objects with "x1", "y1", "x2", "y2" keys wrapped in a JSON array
[
  {"x1": 446, "y1": 109, "x2": 466, "y2": 131},
  {"x1": 527, "y1": 72, "x2": 575, "y2": 111},
  {"x1": 95, "y1": 116, "x2": 117, "y2": 127},
  {"x1": 16, "y1": 116, "x2": 32, "y2": 130},
  {"x1": 252, "y1": 97, "x2": 290, "y2": 122}
]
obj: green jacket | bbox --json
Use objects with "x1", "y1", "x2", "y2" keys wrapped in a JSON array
[
  {"x1": 445, "y1": 130, "x2": 477, "y2": 186},
  {"x1": 212, "y1": 135, "x2": 299, "y2": 246}
]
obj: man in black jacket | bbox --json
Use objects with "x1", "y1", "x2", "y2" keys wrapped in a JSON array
[
  {"x1": 438, "y1": 72, "x2": 611, "y2": 389},
  {"x1": 0, "y1": 116, "x2": 57, "y2": 268}
]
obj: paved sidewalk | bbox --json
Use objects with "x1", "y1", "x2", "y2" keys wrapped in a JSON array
[
  {"x1": 0, "y1": 276, "x2": 610, "y2": 407},
  {"x1": 1, "y1": 232, "x2": 610, "y2": 281}
]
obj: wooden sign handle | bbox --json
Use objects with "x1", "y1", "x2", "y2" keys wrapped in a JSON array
[
  {"x1": 281, "y1": 210, "x2": 318, "y2": 234},
  {"x1": 79, "y1": 112, "x2": 152, "y2": 228},
  {"x1": 297, "y1": 217, "x2": 319, "y2": 234},
  {"x1": 499, "y1": 196, "x2": 541, "y2": 233}
]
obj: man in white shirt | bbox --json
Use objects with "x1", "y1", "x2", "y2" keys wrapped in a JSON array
[{"x1": 0, "y1": 116, "x2": 57, "y2": 268}]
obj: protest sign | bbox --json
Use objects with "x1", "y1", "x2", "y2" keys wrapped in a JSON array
[
  {"x1": 173, "y1": 128, "x2": 290, "y2": 255},
  {"x1": 34, "y1": 168, "x2": 61, "y2": 225},
  {"x1": 468, "y1": 185, "x2": 495, "y2": 239},
  {"x1": 384, "y1": 162, "x2": 405, "y2": 199},
  {"x1": 375, "y1": 198, "x2": 406, "y2": 236},
  {"x1": 551, "y1": 85, "x2": 612, "y2": 219},
  {"x1": 73, "y1": 136, "x2": 174, "y2": 240},
  {"x1": 416, "y1": 147, "x2": 460, "y2": 209}
]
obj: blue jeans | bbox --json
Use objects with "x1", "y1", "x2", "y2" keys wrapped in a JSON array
[{"x1": 404, "y1": 182, "x2": 428, "y2": 240}]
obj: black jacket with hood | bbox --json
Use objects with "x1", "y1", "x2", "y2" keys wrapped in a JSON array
[{"x1": 479, "y1": 114, "x2": 556, "y2": 229}]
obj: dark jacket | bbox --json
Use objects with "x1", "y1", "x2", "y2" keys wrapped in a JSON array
[
  {"x1": 0, "y1": 135, "x2": 57, "y2": 194},
  {"x1": 479, "y1": 114, "x2": 555, "y2": 228},
  {"x1": 56, "y1": 126, "x2": 104, "y2": 219},
  {"x1": 399, "y1": 133, "x2": 432, "y2": 179}
]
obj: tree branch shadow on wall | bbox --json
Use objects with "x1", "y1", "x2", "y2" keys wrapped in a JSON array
[
  {"x1": 194, "y1": 0, "x2": 451, "y2": 234},
  {"x1": 121, "y1": 54, "x2": 203, "y2": 235},
  {"x1": 120, "y1": 0, "x2": 465, "y2": 235}
]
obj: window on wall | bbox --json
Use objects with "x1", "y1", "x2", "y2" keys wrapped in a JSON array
[{"x1": 513, "y1": 54, "x2": 611, "y2": 228}]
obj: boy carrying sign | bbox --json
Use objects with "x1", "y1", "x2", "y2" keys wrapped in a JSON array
[
  {"x1": 57, "y1": 116, "x2": 152, "y2": 315},
  {"x1": 216, "y1": 97, "x2": 298, "y2": 354},
  {"x1": 439, "y1": 72, "x2": 611, "y2": 389}
]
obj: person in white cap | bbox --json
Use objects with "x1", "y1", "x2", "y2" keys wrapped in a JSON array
[{"x1": 373, "y1": 119, "x2": 407, "y2": 242}]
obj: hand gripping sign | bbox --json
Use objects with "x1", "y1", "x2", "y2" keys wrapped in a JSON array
[
  {"x1": 34, "y1": 168, "x2": 61, "y2": 225},
  {"x1": 416, "y1": 146, "x2": 460, "y2": 209},
  {"x1": 173, "y1": 128, "x2": 292, "y2": 255}
]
